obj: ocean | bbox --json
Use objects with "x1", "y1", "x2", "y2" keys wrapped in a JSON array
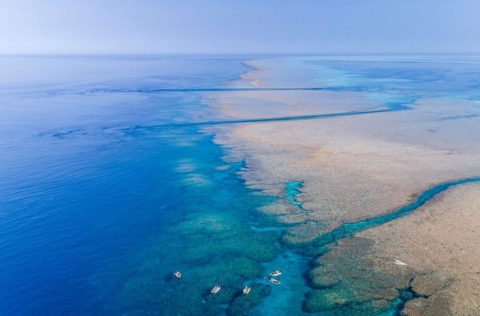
[
  {"x1": 1, "y1": 55, "x2": 480, "y2": 316},
  {"x1": 0, "y1": 56, "x2": 289, "y2": 315}
]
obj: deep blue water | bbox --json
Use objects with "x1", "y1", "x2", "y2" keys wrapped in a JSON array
[{"x1": 0, "y1": 56, "x2": 283, "y2": 315}]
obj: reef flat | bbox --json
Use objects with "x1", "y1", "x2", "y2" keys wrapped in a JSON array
[
  {"x1": 360, "y1": 182, "x2": 480, "y2": 315},
  {"x1": 208, "y1": 56, "x2": 480, "y2": 314}
]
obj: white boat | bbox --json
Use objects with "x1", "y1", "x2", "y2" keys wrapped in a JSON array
[
  {"x1": 270, "y1": 270, "x2": 282, "y2": 277},
  {"x1": 268, "y1": 277, "x2": 281, "y2": 285},
  {"x1": 393, "y1": 259, "x2": 407, "y2": 266},
  {"x1": 173, "y1": 271, "x2": 182, "y2": 279},
  {"x1": 243, "y1": 286, "x2": 251, "y2": 295},
  {"x1": 210, "y1": 285, "x2": 221, "y2": 294}
]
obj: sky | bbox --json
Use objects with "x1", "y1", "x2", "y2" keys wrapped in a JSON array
[{"x1": 1, "y1": 0, "x2": 479, "y2": 55}]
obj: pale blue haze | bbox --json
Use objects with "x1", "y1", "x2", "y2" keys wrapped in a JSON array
[{"x1": 1, "y1": 0, "x2": 480, "y2": 54}]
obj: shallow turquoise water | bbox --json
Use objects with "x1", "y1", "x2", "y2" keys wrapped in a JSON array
[{"x1": 307, "y1": 177, "x2": 480, "y2": 254}]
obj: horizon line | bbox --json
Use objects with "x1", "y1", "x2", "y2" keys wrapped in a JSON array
[{"x1": 1, "y1": 52, "x2": 480, "y2": 58}]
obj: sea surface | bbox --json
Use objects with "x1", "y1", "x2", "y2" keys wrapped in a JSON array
[
  {"x1": 1, "y1": 55, "x2": 480, "y2": 316},
  {"x1": 0, "y1": 56, "x2": 285, "y2": 316}
]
